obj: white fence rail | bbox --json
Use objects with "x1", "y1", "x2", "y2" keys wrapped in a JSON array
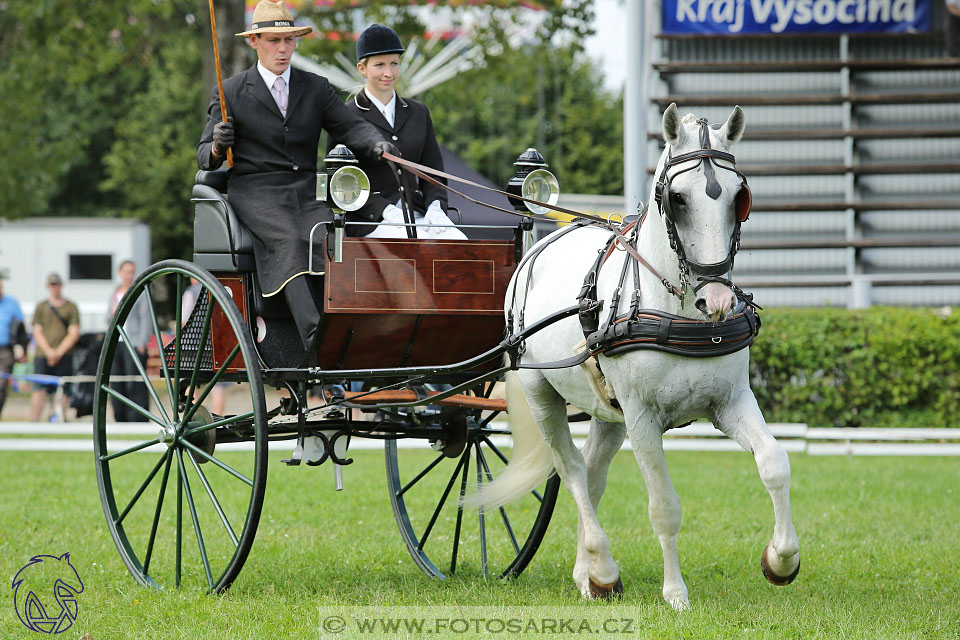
[{"x1": 1, "y1": 422, "x2": 958, "y2": 456}]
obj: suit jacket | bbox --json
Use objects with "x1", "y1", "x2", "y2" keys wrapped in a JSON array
[
  {"x1": 328, "y1": 89, "x2": 448, "y2": 234},
  {"x1": 196, "y1": 65, "x2": 385, "y2": 295}
]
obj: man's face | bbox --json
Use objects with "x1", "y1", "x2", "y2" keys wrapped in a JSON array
[
  {"x1": 47, "y1": 282, "x2": 62, "y2": 299},
  {"x1": 249, "y1": 32, "x2": 297, "y2": 75}
]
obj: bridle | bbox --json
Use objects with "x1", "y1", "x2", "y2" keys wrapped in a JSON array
[{"x1": 653, "y1": 118, "x2": 752, "y2": 297}]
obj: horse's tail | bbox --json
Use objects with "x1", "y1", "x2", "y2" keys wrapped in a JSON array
[{"x1": 464, "y1": 370, "x2": 555, "y2": 510}]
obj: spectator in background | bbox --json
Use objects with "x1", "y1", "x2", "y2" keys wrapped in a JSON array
[
  {"x1": 108, "y1": 260, "x2": 151, "y2": 422},
  {"x1": 948, "y1": 0, "x2": 960, "y2": 57},
  {"x1": 0, "y1": 277, "x2": 26, "y2": 419},
  {"x1": 30, "y1": 273, "x2": 80, "y2": 421}
]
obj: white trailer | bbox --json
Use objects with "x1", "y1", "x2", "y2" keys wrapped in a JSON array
[{"x1": 0, "y1": 217, "x2": 150, "y2": 332}]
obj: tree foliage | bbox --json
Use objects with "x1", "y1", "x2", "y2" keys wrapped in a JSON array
[
  {"x1": 424, "y1": 44, "x2": 623, "y2": 194},
  {"x1": 303, "y1": 0, "x2": 622, "y2": 194},
  {"x1": 0, "y1": 0, "x2": 622, "y2": 260},
  {"x1": 0, "y1": 0, "x2": 208, "y2": 260}
]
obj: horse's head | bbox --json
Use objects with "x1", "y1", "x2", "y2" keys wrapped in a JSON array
[{"x1": 657, "y1": 103, "x2": 750, "y2": 320}]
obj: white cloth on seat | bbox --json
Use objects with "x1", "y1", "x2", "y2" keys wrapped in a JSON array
[
  {"x1": 364, "y1": 200, "x2": 467, "y2": 240},
  {"x1": 423, "y1": 200, "x2": 467, "y2": 240}
]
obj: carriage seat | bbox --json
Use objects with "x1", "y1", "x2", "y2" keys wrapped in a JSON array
[{"x1": 192, "y1": 169, "x2": 256, "y2": 272}]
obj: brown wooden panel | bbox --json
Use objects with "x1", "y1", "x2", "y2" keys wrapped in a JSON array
[
  {"x1": 434, "y1": 259, "x2": 495, "y2": 294},
  {"x1": 211, "y1": 276, "x2": 248, "y2": 373},
  {"x1": 355, "y1": 258, "x2": 416, "y2": 293},
  {"x1": 316, "y1": 313, "x2": 505, "y2": 370},
  {"x1": 325, "y1": 238, "x2": 516, "y2": 315}
]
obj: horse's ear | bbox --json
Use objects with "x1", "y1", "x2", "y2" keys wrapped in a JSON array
[
  {"x1": 662, "y1": 103, "x2": 686, "y2": 148},
  {"x1": 59, "y1": 552, "x2": 70, "y2": 562},
  {"x1": 719, "y1": 105, "x2": 745, "y2": 146}
]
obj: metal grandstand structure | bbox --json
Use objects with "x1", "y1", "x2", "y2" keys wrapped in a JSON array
[
  {"x1": 292, "y1": 4, "x2": 959, "y2": 308},
  {"x1": 646, "y1": 1, "x2": 960, "y2": 308}
]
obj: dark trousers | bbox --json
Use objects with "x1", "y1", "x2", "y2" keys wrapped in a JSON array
[
  {"x1": 282, "y1": 274, "x2": 324, "y2": 353},
  {"x1": 110, "y1": 347, "x2": 149, "y2": 422},
  {"x1": 0, "y1": 346, "x2": 12, "y2": 418}
]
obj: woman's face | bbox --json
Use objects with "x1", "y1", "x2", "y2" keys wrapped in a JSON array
[
  {"x1": 358, "y1": 54, "x2": 401, "y2": 97},
  {"x1": 118, "y1": 262, "x2": 136, "y2": 287}
]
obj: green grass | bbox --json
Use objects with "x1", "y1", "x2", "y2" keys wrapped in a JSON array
[{"x1": 1, "y1": 449, "x2": 958, "y2": 639}]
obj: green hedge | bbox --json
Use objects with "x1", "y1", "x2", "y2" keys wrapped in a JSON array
[{"x1": 748, "y1": 307, "x2": 960, "y2": 428}]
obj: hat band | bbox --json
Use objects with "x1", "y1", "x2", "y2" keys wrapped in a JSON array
[{"x1": 251, "y1": 20, "x2": 295, "y2": 29}]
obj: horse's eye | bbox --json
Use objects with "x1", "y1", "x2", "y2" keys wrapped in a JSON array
[{"x1": 671, "y1": 193, "x2": 685, "y2": 206}]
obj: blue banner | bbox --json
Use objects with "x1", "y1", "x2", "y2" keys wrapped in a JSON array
[{"x1": 662, "y1": 0, "x2": 931, "y2": 34}]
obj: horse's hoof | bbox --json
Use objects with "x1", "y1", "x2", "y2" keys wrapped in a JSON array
[
  {"x1": 588, "y1": 577, "x2": 624, "y2": 599},
  {"x1": 761, "y1": 544, "x2": 800, "y2": 586}
]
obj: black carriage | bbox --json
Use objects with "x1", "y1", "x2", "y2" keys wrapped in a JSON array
[{"x1": 93, "y1": 148, "x2": 564, "y2": 592}]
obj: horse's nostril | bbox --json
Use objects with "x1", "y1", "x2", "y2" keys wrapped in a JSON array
[{"x1": 695, "y1": 298, "x2": 708, "y2": 315}]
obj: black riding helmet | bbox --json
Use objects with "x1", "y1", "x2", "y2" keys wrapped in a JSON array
[{"x1": 356, "y1": 23, "x2": 405, "y2": 60}]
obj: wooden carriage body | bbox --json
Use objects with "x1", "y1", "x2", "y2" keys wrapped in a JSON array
[{"x1": 191, "y1": 170, "x2": 519, "y2": 374}]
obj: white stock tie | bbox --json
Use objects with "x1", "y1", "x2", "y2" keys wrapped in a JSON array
[{"x1": 272, "y1": 76, "x2": 287, "y2": 117}]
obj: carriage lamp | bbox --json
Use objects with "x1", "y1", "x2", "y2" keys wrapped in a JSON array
[
  {"x1": 507, "y1": 148, "x2": 560, "y2": 254},
  {"x1": 506, "y1": 148, "x2": 560, "y2": 215},
  {"x1": 321, "y1": 145, "x2": 371, "y2": 212},
  {"x1": 321, "y1": 145, "x2": 372, "y2": 263}
]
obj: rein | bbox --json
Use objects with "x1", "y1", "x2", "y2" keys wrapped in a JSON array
[
  {"x1": 381, "y1": 138, "x2": 761, "y2": 361},
  {"x1": 381, "y1": 151, "x2": 685, "y2": 299},
  {"x1": 381, "y1": 152, "x2": 612, "y2": 226}
]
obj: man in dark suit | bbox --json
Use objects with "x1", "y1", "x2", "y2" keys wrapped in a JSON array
[{"x1": 197, "y1": 0, "x2": 397, "y2": 358}]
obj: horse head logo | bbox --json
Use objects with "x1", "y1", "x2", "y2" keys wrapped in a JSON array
[{"x1": 11, "y1": 552, "x2": 84, "y2": 634}]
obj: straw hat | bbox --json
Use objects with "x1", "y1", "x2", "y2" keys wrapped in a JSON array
[{"x1": 236, "y1": 1, "x2": 312, "y2": 38}]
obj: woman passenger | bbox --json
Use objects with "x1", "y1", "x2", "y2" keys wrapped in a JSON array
[{"x1": 329, "y1": 24, "x2": 466, "y2": 239}]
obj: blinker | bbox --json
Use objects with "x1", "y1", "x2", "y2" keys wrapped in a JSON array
[{"x1": 735, "y1": 181, "x2": 751, "y2": 222}]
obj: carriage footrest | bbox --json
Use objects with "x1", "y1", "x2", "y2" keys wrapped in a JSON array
[{"x1": 339, "y1": 390, "x2": 507, "y2": 412}]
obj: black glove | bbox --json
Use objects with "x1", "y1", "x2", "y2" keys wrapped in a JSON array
[
  {"x1": 212, "y1": 117, "x2": 234, "y2": 157},
  {"x1": 374, "y1": 140, "x2": 400, "y2": 160}
]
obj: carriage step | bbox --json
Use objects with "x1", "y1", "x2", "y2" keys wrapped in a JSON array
[{"x1": 340, "y1": 390, "x2": 507, "y2": 412}]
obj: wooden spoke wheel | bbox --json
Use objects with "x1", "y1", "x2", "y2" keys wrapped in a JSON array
[
  {"x1": 385, "y1": 398, "x2": 560, "y2": 580},
  {"x1": 93, "y1": 260, "x2": 266, "y2": 593}
]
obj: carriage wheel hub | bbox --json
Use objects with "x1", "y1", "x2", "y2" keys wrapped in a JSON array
[{"x1": 159, "y1": 425, "x2": 177, "y2": 446}]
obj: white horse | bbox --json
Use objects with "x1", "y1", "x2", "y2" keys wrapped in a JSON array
[{"x1": 469, "y1": 105, "x2": 800, "y2": 610}]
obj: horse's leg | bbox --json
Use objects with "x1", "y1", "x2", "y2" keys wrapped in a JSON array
[
  {"x1": 518, "y1": 372, "x2": 621, "y2": 597},
  {"x1": 622, "y1": 410, "x2": 689, "y2": 610},
  {"x1": 715, "y1": 390, "x2": 800, "y2": 584},
  {"x1": 573, "y1": 418, "x2": 626, "y2": 596}
]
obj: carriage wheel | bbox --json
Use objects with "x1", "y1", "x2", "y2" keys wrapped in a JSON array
[
  {"x1": 93, "y1": 259, "x2": 267, "y2": 593},
  {"x1": 385, "y1": 406, "x2": 561, "y2": 580}
]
